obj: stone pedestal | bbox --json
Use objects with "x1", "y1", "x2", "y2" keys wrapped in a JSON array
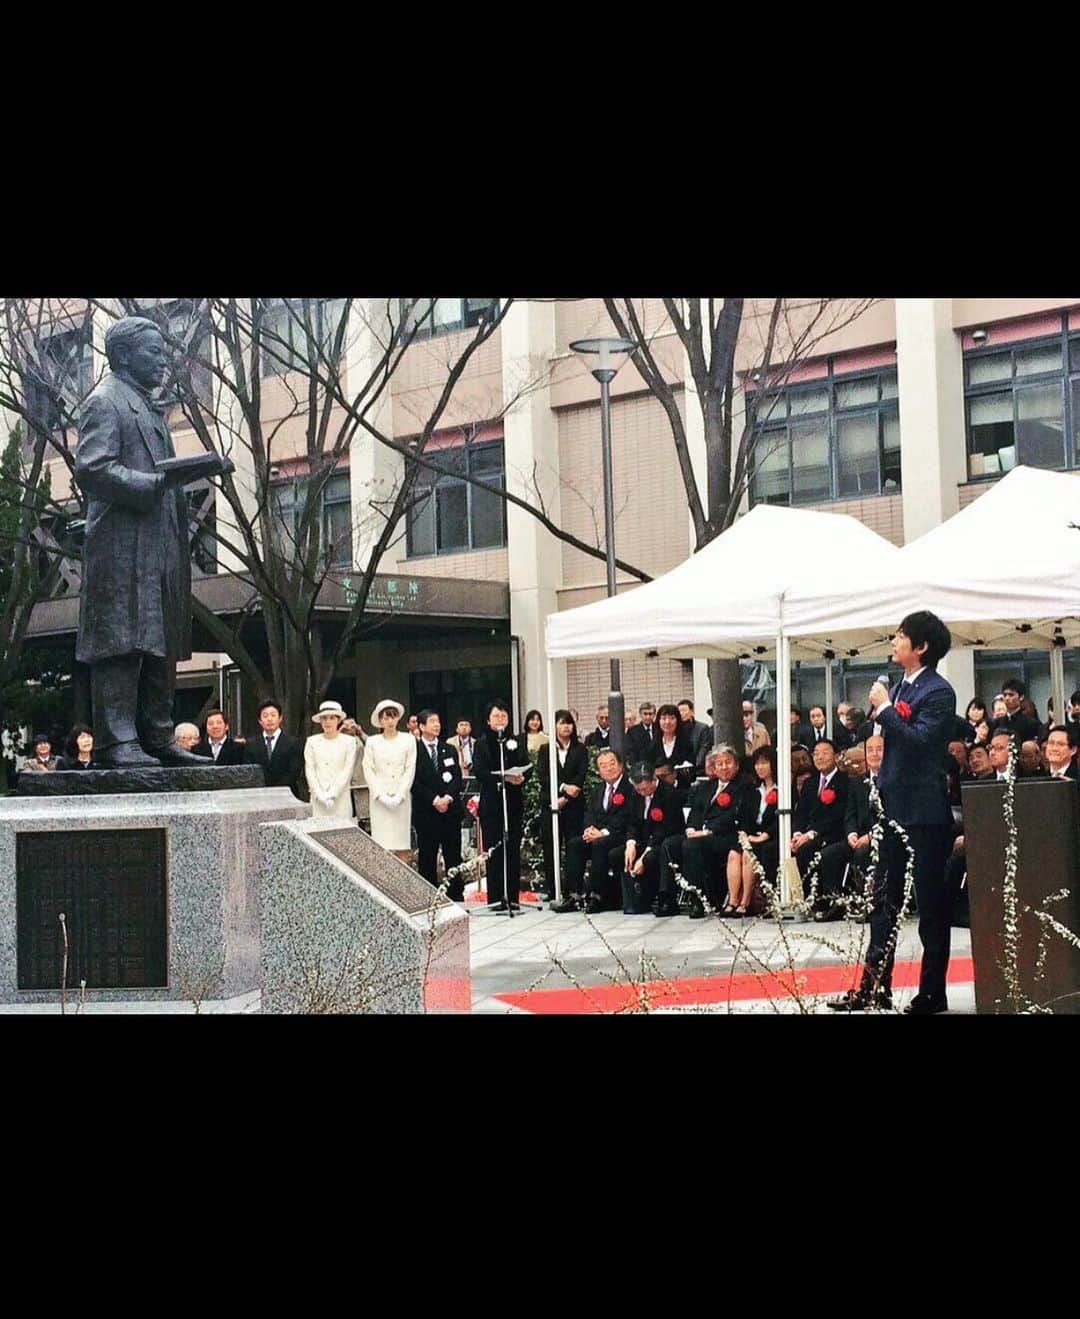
[
  {"x1": 258, "y1": 818, "x2": 470, "y2": 1014},
  {"x1": 0, "y1": 787, "x2": 308, "y2": 1005}
]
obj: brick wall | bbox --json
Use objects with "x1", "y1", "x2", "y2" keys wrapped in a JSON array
[
  {"x1": 565, "y1": 655, "x2": 694, "y2": 727},
  {"x1": 800, "y1": 494, "x2": 905, "y2": 546},
  {"x1": 405, "y1": 546, "x2": 509, "y2": 582}
]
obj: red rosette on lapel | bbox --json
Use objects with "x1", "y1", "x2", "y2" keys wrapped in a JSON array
[
  {"x1": 649, "y1": 806, "x2": 664, "y2": 822},
  {"x1": 765, "y1": 789, "x2": 778, "y2": 806},
  {"x1": 819, "y1": 788, "x2": 836, "y2": 805},
  {"x1": 715, "y1": 791, "x2": 732, "y2": 807},
  {"x1": 895, "y1": 700, "x2": 912, "y2": 721},
  {"x1": 611, "y1": 792, "x2": 625, "y2": 807}
]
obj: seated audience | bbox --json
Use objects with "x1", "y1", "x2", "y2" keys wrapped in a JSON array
[
  {"x1": 553, "y1": 748, "x2": 634, "y2": 914},
  {"x1": 584, "y1": 706, "x2": 612, "y2": 751},
  {"x1": 790, "y1": 706, "x2": 814, "y2": 749},
  {"x1": 1043, "y1": 726, "x2": 1079, "y2": 781},
  {"x1": 967, "y1": 744, "x2": 993, "y2": 779},
  {"x1": 791, "y1": 737, "x2": 849, "y2": 900},
  {"x1": 1018, "y1": 739, "x2": 1044, "y2": 777},
  {"x1": 964, "y1": 697, "x2": 988, "y2": 745},
  {"x1": 622, "y1": 761, "x2": 685, "y2": 914},
  {"x1": 22, "y1": 734, "x2": 59, "y2": 773},
  {"x1": 791, "y1": 746, "x2": 814, "y2": 797},
  {"x1": 174, "y1": 722, "x2": 204, "y2": 753},
  {"x1": 726, "y1": 745, "x2": 779, "y2": 917},
  {"x1": 814, "y1": 733, "x2": 883, "y2": 921},
  {"x1": 196, "y1": 709, "x2": 245, "y2": 765},
  {"x1": 987, "y1": 730, "x2": 1015, "y2": 781},
  {"x1": 58, "y1": 724, "x2": 98, "y2": 771},
  {"x1": 663, "y1": 744, "x2": 746, "y2": 919},
  {"x1": 832, "y1": 702, "x2": 857, "y2": 750}
]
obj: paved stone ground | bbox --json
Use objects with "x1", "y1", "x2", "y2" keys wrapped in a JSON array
[{"x1": 467, "y1": 902, "x2": 976, "y2": 1014}]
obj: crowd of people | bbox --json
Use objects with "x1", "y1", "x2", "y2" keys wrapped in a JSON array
[{"x1": 16, "y1": 658, "x2": 1080, "y2": 953}]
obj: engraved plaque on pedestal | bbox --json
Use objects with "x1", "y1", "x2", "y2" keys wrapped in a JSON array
[
  {"x1": 309, "y1": 827, "x2": 451, "y2": 918},
  {"x1": 16, "y1": 829, "x2": 168, "y2": 990}
]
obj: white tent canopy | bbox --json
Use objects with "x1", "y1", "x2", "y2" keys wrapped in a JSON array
[
  {"x1": 544, "y1": 503, "x2": 904, "y2": 664},
  {"x1": 786, "y1": 465, "x2": 1080, "y2": 652}
]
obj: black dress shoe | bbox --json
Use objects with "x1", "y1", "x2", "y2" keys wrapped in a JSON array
[
  {"x1": 653, "y1": 895, "x2": 678, "y2": 917},
  {"x1": 687, "y1": 898, "x2": 706, "y2": 920},
  {"x1": 903, "y1": 995, "x2": 948, "y2": 1015},
  {"x1": 551, "y1": 896, "x2": 579, "y2": 913},
  {"x1": 826, "y1": 989, "x2": 893, "y2": 1012},
  {"x1": 487, "y1": 900, "x2": 509, "y2": 913},
  {"x1": 582, "y1": 894, "x2": 605, "y2": 916}
]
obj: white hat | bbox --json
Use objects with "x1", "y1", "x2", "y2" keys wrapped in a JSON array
[
  {"x1": 370, "y1": 698, "x2": 405, "y2": 730},
  {"x1": 312, "y1": 700, "x2": 348, "y2": 724}
]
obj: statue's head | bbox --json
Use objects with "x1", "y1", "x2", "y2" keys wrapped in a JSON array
[{"x1": 105, "y1": 316, "x2": 167, "y2": 391}]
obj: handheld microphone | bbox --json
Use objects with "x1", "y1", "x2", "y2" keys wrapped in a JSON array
[{"x1": 496, "y1": 726, "x2": 506, "y2": 741}]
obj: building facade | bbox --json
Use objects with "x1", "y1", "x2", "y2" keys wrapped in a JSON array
[{"x1": 9, "y1": 296, "x2": 1080, "y2": 736}]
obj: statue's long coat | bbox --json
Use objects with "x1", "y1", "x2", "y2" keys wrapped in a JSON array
[{"x1": 73, "y1": 372, "x2": 192, "y2": 664}]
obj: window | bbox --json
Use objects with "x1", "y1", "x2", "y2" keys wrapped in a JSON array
[
  {"x1": 270, "y1": 469, "x2": 352, "y2": 568},
  {"x1": 186, "y1": 482, "x2": 218, "y2": 575},
  {"x1": 748, "y1": 366, "x2": 901, "y2": 507},
  {"x1": 397, "y1": 298, "x2": 497, "y2": 341},
  {"x1": 260, "y1": 299, "x2": 347, "y2": 377},
  {"x1": 963, "y1": 324, "x2": 1078, "y2": 478},
  {"x1": 31, "y1": 324, "x2": 94, "y2": 430},
  {"x1": 406, "y1": 440, "x2": 506, "y2": 556},
  {"x1": 152, "y1": 300, "x2": 212, "y2": 407}
]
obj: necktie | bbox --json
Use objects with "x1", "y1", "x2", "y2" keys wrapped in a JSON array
[
  {"x1": 819, "y1": 775, "x2": 827, "y2": 798},
  {"x1": 715, "y1": 783, "x2": 726, "y2": 805},
  {"x1": 265, "y1": 735, "x2": 273, "y2": 759},
  {"x1": 212, "y1": 742, "x2": 220, "y2": 761},
  {"x1": 429, "y1": 742, "x2": 438, "y2": 770},
  {"x1": 604, "y1": 784, "x2": 611, "y2": 811}
]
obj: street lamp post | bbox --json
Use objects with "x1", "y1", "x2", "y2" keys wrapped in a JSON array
[{"x1": 569, "y1": 335, "x2": 635, "y2": 758}]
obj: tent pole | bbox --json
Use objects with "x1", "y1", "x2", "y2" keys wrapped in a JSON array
[
  {"x1": 776, "y1": 628, "x2": 793, "y2": 906},
  {"x1": 1050, "y1": 643, "x2": 1066, "y2": 731},
  {"x1": 824, "y1": 655, "x2": 834, "y2": 739},
  {"x1": 547, "y1": 656, "x2": 562, "y2": 903}
]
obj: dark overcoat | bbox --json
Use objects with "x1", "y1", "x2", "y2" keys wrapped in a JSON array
[{"x1": 73, "y1": 373, "x2": 192, "y2": 664}]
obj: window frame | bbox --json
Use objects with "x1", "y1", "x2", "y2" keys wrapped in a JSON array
[
  {"x1": 963, "y1": 321, "x2": 1077, "y2": 480},
  {"x1": 747, "y1": 363, "x2": 901, "y2": 508},
  {"x1": 405, "y1": 438, "x2": 507, "y2": 558},
  {"x1": 269, "y1": 467, "x2": 352, "y2": 569},
  {"x1": 260, "y1": 298, "x2": 345, "y2": 379},
  {"x1": 397, "y1": 298, "x2": 498, "y2": 342}
]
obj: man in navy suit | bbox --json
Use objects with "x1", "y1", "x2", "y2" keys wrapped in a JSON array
[{"x1": 829, "y1": 611, "x2": 957, "y2": 1014}]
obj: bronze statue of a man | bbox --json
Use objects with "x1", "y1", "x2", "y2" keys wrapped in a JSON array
[{"x1": 74, "y1": 315, "x2": 232, "y2": 768}]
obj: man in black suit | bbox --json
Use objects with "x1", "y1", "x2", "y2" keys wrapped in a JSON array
[
  {"x1": 622, "y1": 760, "x2": 685, "y2": 914},
  {"x1": 791, "y1": 736, "x2": 848, "y2": 896},
  {"x1": 196, "y1": 709, "x2": 246, "y2": 766},
  {"x1": 677, "y1": 699, "x2": 713, "y2": 774},
  {"x1": 833, "y1": 703, "x2": 857, "y2": 751},
  {"x1": 553, "y1": 748, "x2": 635, "y2": 914},
  {"x1": 472, "y1": 699, "x2": 531, "y2": 911},
  {"x1": 814, "y1": 733, "x2": 882, "y2": 920},
  {"x1": 674, "y1": 743, "x2": 745, "y2": 919},
  {"x1": 242, "y1": 699, "x2": 301, "y2": 796},
  {"x1": 411, "y1": 709, "x2": 465, "y2": 901},
  {"x1": 790, "y1": 706, "x2": 814, "y2": 749},
  {"x1": 626, "y1": 702, "x2": 660, "y2": 764},
  {"x1": 583, "y1": 706, "x2": 612, "y2": 752},
  {"x1": 1043, "y1": 725, "x2": 1079, "y2": 781},
  {"x1": 805, "y1": 705, "x2": 831, "y2": 745},
  {"x1": 992, "y1": 677, "x2": 1041, "y2": 744}
]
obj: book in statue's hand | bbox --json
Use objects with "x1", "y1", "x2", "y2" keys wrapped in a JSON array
[{"x1": 156, "y1": 453, "x2": 233, "y2": 486}]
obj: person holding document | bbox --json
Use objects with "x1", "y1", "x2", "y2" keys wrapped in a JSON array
[{"x1": 471, "y1": 699, "x2": 531, "y2": 911}]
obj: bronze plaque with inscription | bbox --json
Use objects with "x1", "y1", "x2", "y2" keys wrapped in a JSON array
[
  {"x1": 309, "y1": 827, "x2": 451, "y2": 917},
  {"x1": 17, "y1": 829, "x2": 168, "y2": 990}
]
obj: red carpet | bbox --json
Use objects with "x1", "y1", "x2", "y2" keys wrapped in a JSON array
[{"x1": 495, "y1": 956, "x2": 975, "y2": 1014}]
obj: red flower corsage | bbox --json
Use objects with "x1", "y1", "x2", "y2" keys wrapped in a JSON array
[
  {"x1": 649, "y1": 806, "x2": 664, "y2": 822},
  {"x1": 715, "y1": 792, "x2": 732, "y2": 807},
  {"x1": 466, "y1": 795, "x2": 480, "y2": 817},
  {"x1": 765, "y1": 789, "x2": 778, "y2": 806},
  {"x1": 895, "y1": 700, "x2": 912, "y2": 721},
  {"x1": 611, "y1": 792, "x2": 625, "y2": 806},
  {"x1": 820, "y1": 788, "x2": 836, "y2": 805}
]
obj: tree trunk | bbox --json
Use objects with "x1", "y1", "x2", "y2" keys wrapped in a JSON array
[{"x1": 708, "y1": 657, "x2": 743, "y2": 752}]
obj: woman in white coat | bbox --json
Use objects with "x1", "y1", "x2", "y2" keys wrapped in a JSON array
[
  {"x1": 362, "y1": 698, "x2": 417, "y2": 859},
  {"x1": 305, "y1": 701, "x2": 360, "y2": 819}
]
